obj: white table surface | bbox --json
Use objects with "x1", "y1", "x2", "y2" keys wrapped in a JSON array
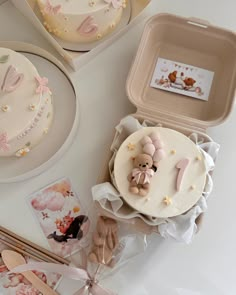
[{"x1": 0, "y1": 1, "x2": 236, "y2": 294}]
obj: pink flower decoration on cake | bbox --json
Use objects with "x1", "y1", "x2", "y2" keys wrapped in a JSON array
[
  {"x1": 0, "y1": 132, "x2": 10, "y2": 152},
  {"x1": 1, "y1": 65, "x2": 24, "y2": 93},
  {"x1": 35, "y1": 76, "x2": 51, "y2": 95},
  {"x1": 44, "y1": 0, "x2": 61, "y2": 15},
  {"x1": 77, "y1": 16, "x2": 98, "y2": 36},
  {"x1": 104, "y1": 0, "x2": 123, "y2": 9}
]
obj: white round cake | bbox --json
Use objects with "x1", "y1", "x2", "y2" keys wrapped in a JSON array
[
  {"x1": 37, "y1": 0, "x2": 126, "y2": 43},
  {"x1": 114, "y1": 127, "x2": 207, "y2": 218},
  {"x1": 0, "y1": 48, "x2": 53, "y2": 158}
]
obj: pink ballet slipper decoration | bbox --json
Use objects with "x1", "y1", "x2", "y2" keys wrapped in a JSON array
[
  {"x1": 35, "y1": 76, "x2": 51, "y2": 95},
  {"x1": 44, "y1": 0, "x2": 61, "y2": 15},
  {"x1": 77, "y1": 16, "x2": 98, "y2": 36},
  {"x1": 104, "y1": 0, "x2": 123, "y2": 9},
  {"x1": 0, "y1": 132, "x2": 10, "y2": 152},
  {"x1": 1, "y1": 65, "x2": 24, "y2": 93},
  {"x1": 153, "y1": 149, "x2": 166, "y2": 162},
  {"x1": 143, "y1": 142, "x2": 155, "y2": 156}
]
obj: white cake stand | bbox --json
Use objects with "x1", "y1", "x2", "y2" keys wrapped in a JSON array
[{"x1": 0, "y1": 42, "x2": 79, "y2": 183}]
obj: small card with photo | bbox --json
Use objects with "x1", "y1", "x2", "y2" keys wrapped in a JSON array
[
  {"x1": 150, "y1": 58, "x2": 214, "y2": 101},
  {"x1": 0, "y1": 242, "x2": 62, "y2": 295},
  {"x1": 27, "y1": 178, "x2": 91, "y2": 258}
]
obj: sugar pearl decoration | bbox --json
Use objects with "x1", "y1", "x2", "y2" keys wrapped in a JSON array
[
  {"x1": 110, "y1": 22, "x2": 115, "y2": 29},
  {"x1": 170, "y1": 149, "x2": 176, "y2": 155},
  {"x1": 97, "y1": 33, "x2": 102, "y2": 39},
  {"x1": 1, "y1": 105, "x2": 10, "y2": 112}
]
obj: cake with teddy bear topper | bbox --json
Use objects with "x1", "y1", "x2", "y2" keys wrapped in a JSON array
[
  {"x1": 37, "y1": 0, "x2": 127, "y2": 43},
  {"x1": 0, "y1": 47, "x2": 53, "y2": 158},
  {"x1": 114, "y1": 127, "x2": 207, "y2": 218}
]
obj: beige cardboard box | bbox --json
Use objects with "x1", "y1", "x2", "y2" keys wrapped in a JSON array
[{"x1": 96, "y1": 14, "x2": 236, "y2": 233}]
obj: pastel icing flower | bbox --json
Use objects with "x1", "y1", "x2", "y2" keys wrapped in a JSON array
[
  {"x1": 0, "y1": 132, "x2": 10, "y2": 152},
  {"x1": 35, "y1": 76, "x2": 51, "y2": 95},
  {"x1": 15, "y1": 147, "x2": 30, "y2": 157},
  {"x1": 104, "y1": 0, "x2": 123, "y2": 9},
  {"x1": 44, "y1": 0, "x2": 61, "y2": 15},
  {"x1": 1, "y1": 105, "x2": 10, "y2": 112}
]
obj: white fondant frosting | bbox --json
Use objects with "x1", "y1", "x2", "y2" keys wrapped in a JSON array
[
  {"x1": 37, "y1": 0, "x2": 125, "y2": 42},
  {"x1": 0, "y1": 48, "x2": 53, "y2": 157},
  {"x1": 114, "y1": 127, "x2": 207, "y2": 218}
]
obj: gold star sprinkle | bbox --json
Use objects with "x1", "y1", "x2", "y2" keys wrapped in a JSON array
[
  {"x1": 163, "y1": 196, "x2": 172, "y2": 206},
  {"x1": 196, "y1": 155, "x2": 202, "y2": 161},
  {"x1": 97, "y1": 33, "x2": 102, "y2": 40},
  {"x1": 127, "y1": 143, "x2": 135, "y2": 151},
  {"x1": 170, "y1": 149, "x2": 176, "y2": 155}
]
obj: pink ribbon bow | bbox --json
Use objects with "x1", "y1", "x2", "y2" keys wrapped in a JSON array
[
  {"x1": 11, "y1": 262, "x2": 116, "y2": 295},
  {"x1": 132, "y1": 168, "x2": 154, "y2": 184}
]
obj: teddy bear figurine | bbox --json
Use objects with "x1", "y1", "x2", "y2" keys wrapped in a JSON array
[
  {"x1": 128, "y1": 153, "x2": 154, "y2": 197},
  {"x1": 88, "y1": 216, "x2": 118, "y2": 267}
]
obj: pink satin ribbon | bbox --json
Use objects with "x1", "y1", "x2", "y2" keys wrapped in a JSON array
[
  {"x1": 10, "y1": 262, "x2": 116, "y2": 295},
  {"x1": 132, "y1": 168, "x2": 154, "y2": 184}
]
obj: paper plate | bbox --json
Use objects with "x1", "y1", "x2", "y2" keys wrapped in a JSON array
[
  {"x1": 0, "y1": 42, "x2": 79, "y2": 183},
  {"x1": 33, "y1": 1, "x2": 132, "y2": 52}
]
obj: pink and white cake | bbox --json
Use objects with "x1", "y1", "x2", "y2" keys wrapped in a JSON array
[
  {"x1": 114, "y1": 127, "x2": 207, "y2": 218},
  {"x1": 37, "y1": 0, "x2": 127, "y2": 43},
  {"x1": 0, "y1": 48, "x2": 53, "y2": 158}
]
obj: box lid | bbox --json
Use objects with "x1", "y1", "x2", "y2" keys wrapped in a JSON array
[{"x1": 127, "y1": 14, "x2": 236, "y2": 132}]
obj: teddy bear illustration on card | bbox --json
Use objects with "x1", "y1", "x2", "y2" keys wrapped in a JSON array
[{"x1": 128, "y1": 132, "x2": 166, "y2": 197}]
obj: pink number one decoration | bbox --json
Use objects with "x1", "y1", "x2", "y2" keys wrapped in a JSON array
[{"x1": 176, "y1": 158, "x2": 190, "y2": 191}]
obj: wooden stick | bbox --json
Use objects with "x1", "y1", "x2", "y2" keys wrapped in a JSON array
[
  {"x1": 0, "y1": 226, "x2": 69, "y2": 265},
  {"x1": 0, "y1": 238, "x2": 43, "y2": 262}
]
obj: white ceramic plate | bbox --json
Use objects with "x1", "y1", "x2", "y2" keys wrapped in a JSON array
[
  {"x1": 34, "y1": 1, "x2": 132, "y2": 52},
  {"x1": 0, "y1": 44, "x2": 78, "y2": 183}
]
